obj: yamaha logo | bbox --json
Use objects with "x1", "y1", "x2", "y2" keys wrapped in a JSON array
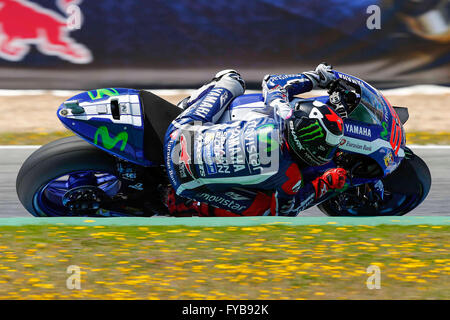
[{"x1": 344, "y1": 124, "x2": 372, "y2": 137}]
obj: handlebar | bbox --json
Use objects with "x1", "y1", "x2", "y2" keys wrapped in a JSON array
[
  {"x1": 326, "y1": 79, "x2": 360, "y2": 118},
  {"x1": 327, "y1": 79, "x2": 359, "y2": 105}
]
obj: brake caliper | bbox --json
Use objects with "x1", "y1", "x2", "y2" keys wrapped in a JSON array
[{"x1": 62, "y1": 186, "x2": 107, "y2": 213}]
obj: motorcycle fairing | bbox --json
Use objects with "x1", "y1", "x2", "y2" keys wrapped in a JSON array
[
  {"x1": 57, "y1": 88, "x2": 153, "y2": 166},
  {"x1": 333, "y1": 71, "x2": 406, "y2": 175},
  {"x1": 229, "y1": 81, "x2": 405, "y2": 177}
]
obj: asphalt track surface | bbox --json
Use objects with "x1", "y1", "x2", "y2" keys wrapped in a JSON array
[{"x1": 0, "y1": 146, "x2": 449, "y2": 218}]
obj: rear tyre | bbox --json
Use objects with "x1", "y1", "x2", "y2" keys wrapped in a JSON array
[
  {"x1": 318, "y1": 149, "x2": 431, "y2": 216},
  {"x1": 16, "y1": 136, "x2": 122, "y2": 217}
]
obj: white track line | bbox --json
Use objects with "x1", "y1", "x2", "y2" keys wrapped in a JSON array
[
  {"x1": 408, "y1": 145, "x2": 450, "y2": 149},
  {"x1": 0, "y1": 145, "x2": 41, "y2": 149},
  {"x1": 0, "y1": 85, "x2": 448, "y2": 97}
]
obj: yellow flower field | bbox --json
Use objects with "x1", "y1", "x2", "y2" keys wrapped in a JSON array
[{"x1": 0, "y1": 224, "x2": 448, "y2": 300}]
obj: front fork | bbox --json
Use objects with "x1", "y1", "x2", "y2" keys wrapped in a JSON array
[{"x1": 319, "y1": 177, "x2": 384, "y2": 212}]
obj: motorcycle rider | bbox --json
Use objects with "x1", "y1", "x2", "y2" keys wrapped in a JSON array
[{"x1": 164, "y1": 63, "x2": 347, "y2": 216}]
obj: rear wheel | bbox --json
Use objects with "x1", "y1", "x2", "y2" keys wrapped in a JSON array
[
  {"x1": 318, "y1": 148, "x2": 431, "y2": 216},
  {"x1": 16, "y1": 136, "x2": 147, "y2": 217}
]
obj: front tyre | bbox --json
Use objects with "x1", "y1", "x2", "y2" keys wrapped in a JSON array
[
  {"x1": 16, "y1": 136, "x2": 129, "y2": 217},
  {"x1": 318, "y1": 148, "x2": 432, "y2": 216}
]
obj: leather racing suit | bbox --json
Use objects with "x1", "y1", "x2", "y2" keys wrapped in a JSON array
[{"x1": 164, "y1": 68, "x2": 341, "y2": 216}]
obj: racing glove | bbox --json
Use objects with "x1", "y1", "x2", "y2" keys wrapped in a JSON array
[
  {"x1": 311, "y1": 168, "x2": 347, "y2": 199},
  {"x1": 304, "y1": 63, "x2": 336, "y2": 89}
]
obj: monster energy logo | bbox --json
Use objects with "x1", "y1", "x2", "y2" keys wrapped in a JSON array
[
  {"x1": 94, "y1": 126, "x2": 128, "y2": 151},
  {"x1": 380, "y1": 122, "x2": 388, "y2": 140},
  {"x1": 299, "y1": 121, "x2": 324, "y2": 142},
  {"x1": 87, "y1": 88, "x2": 119, "y2": 100}
]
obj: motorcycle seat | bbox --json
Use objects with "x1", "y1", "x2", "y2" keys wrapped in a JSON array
[{"x1": 140, "y1": 90, "x2": 182, "y2": 164}]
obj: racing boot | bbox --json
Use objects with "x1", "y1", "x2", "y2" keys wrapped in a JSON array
[
  {"x1": 177, "y1": 69, "x2": 246, "y2": 110},
  {"x1": 165, "y1": 187, "x2": 200, "y2": 217}
]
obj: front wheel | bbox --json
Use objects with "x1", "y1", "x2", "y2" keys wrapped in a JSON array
[
  {"x1": 318, "y1": 149, "x2": 432, "y2": 216},
  {"x1": 16, "y1": 136, "x2": 146, "y2": 217}
]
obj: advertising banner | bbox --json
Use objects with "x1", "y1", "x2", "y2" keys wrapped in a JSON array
[{"x1": 0, "y1": 0, "x2": 448, "y2": 88}]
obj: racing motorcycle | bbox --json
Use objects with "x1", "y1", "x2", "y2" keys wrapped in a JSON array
[{"x1": 16, "y1": 71, "x2": 432, "y2": 217}]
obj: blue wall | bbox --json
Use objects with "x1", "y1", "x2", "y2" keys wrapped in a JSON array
[{"x1": 0, "y1": 0, "x2": 448, "y2": 88}]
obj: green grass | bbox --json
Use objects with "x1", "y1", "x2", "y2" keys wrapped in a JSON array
[
  {"x1": 406, "y1": 132, "x2": 450, "y2": 145},
  {"x1": 0, "y1": 131, "x2": 450, "y2": 145},
  {"x1": 0, "y1": 224, "x2": 448, "y2": 300},
  {"x1": 0, "y1": 131, "x2": 73, "y2": 145}
]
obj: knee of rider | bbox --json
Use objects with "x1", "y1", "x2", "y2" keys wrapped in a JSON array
[{"x1": 214, "y1": 70, "x2": 245, "y2": 97}]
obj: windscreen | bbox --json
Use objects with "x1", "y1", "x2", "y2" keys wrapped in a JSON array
[{"x1": 348, "y1": 86, "x2": 385, "y2": 125}]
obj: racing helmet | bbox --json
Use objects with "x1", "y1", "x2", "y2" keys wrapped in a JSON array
[{"x1": 285, "y1": 100, "x2": 344, "y2": 166}]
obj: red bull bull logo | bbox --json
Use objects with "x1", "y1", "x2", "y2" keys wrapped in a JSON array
[{"x1": 0, "y1": 0, "x2": 92, "y2": 63}]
